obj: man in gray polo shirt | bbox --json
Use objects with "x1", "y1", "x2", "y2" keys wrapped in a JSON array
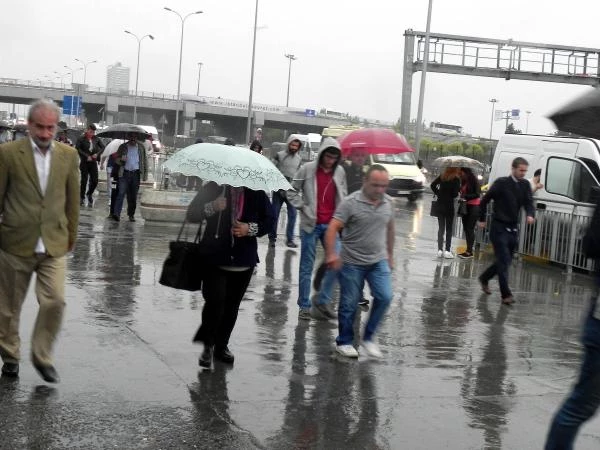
[{"x1": 324, "y1": 164, "x2": 394, "y2": 358}]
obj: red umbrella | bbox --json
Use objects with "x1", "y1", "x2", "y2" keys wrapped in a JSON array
[{"x1": 337, "y1": 128, "x2": 413, "y2": 156}]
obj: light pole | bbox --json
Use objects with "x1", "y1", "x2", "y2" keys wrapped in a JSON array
[
  {"x1": 164, "y1": 7, "x2": 203, "y2": 148},
  {"x1": 414, "y1": 0, "x2": 433, "y2": 160},
  {"x1": 74, "y1": 58, "x2": 98, "y2": 86},
  {"x1": 196, "y1": 62, "x2": 203, "y2": 96},
  {"x1": 526, "y1": 110, "x2": 531, "y2": 133},
  {"x1": 245, "y1": 0, "x2": 259, "y2": 145},
  {"x1": 489, "y1": 98, "x2": 498, "y2": 164},
  {"x1": 284, "y1": 53, "x2": 297, "y2": 107},
  {"x1": 125, "y1": 30, "x2": 154, "y2": 124}
]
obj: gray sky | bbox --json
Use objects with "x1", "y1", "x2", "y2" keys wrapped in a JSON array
[{"x1": 3, "y1": 0, "x2": 598, "y2": 138}]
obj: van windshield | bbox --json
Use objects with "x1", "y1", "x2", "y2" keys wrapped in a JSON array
[{"x1": 373, "y1": 152, "x2": 416, "y2": 165}]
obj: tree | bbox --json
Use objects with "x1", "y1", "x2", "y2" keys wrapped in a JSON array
[
  {"x1": 469, "y1": 143, "x2": 484, "y2": 159},
  {"x1": 447, "y1": 141, "x2": 464, "y2": 156},
  {"x1": 505, "y1": 123, "x2": 522, "y2": 134}
]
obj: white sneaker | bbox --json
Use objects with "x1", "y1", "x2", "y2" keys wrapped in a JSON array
[
  {"x1": 336, "y1": 344, "x2": 359, "y2": 358},
  {"x1": 360, "y1": 341, "x2": 383, "y2": 358},
  {"x1": 437, "y1": 250, "x2": 443, "y2": 258},
  {"x1": 443, "y1": 250, "x2": 454, "y2": 259}
]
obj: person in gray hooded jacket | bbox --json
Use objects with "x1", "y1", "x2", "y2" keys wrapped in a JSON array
[
  {"x1": 287, "y1": 137, "x2": 347, "y2": 320},
  {"x1": 269, "y1": 135, "x2": 303, "y2": 247}
]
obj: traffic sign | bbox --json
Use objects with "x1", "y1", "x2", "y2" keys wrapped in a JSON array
[
  {"x1": 305, "y1": 109, "x2": 316, "y2": 117},
  {"x1": 63, "y1": 95, "x2": 82, "y2": 116},
  {"x1": 511, "y1": 109, "x2": 520, "y2": 119}
]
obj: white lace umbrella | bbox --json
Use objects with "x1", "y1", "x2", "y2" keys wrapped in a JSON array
[
  {"x1": 432, "y1": 155, "x2": 484, "y2": 170},
  {"x1": 163, "y1": 143, "x2": 293, "y2": 192}
]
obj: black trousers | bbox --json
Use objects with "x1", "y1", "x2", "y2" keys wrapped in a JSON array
[
  {"x1": 80, "y1": 161, "x2": 99, "y2": 201},
  {"x1": 461, "y1": 205, "x2": 480, "y2": 253},
  {"x1": 193, "y1": 267, "x2": 254, "y2": 348},
  {"x1": 437, "y1": 213, "x2": 454, "y2": 251}
]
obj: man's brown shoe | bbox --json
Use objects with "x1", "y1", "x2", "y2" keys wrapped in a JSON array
[{"x1": 502, "y1": 296, "x2": 515, "y2": 305}]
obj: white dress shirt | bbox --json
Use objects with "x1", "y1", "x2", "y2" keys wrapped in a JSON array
[{"x1": 29, "y1": 138, "x2": 52, "y2": 254}]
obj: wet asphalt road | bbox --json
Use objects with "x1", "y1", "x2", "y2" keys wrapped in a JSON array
[{"x1": 1, "y1": 193, "x2": 599, "y2": 449}]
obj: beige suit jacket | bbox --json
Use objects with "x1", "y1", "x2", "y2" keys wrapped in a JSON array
[{"x1": 0, "y1": 138, "x2": 80, "y2": 257}]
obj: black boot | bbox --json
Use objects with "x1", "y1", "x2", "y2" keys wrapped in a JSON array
[
  {"x1": 198, "y1": 345, "x2": 214, "y2": 368},
  {"x1": 214, "y1": 346, "x2": 234, "y2": 364}
]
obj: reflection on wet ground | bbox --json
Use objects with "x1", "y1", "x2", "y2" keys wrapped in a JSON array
[{"x1": 0, "y1": 194, "x2": 599, "y2": 449}]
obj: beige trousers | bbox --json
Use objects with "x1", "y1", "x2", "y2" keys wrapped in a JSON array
[{"x1": 0, "y1": 249, "x2": 66, "y2": 367}]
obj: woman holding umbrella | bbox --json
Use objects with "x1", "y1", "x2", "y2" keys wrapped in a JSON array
[
  {"x1": 187, "y1": 182, "x2": 273, "y2": 369},
  {"x1": 431, "y1": 168, "x2": 461, "y2": 258},
  {"x1": 457, "y1": 167, "x2": 481, "y2": 259}
]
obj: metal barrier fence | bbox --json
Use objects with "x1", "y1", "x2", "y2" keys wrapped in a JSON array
[{"x1": 454, "y1": 200, "x2": 596, "y2": 273}]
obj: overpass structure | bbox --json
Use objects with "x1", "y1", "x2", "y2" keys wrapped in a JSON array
[
  {"x1": 400, "y1": 30, "x2": 600, "y2": 137},
  {"x1": 0, "y1": 79, "x2": 355, "y2": 143}
]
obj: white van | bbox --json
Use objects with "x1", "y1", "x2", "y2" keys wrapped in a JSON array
[
  {"x1": 489, "y1": 134, "x2": 600, "y2": 211},
  {"x1": 139, "y1": 125, "x2": 162, "y2": 152}
]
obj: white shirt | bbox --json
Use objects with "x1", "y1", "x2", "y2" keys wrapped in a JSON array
[{"x1": 29, "y1": 138, "x2": 53, "y2": 253}]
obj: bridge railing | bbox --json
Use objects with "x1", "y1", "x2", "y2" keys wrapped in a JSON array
[{"x1": 453, "y1": 199, "x2": 597, "y2": 272}]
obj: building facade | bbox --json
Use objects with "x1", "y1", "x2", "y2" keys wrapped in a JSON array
[{"x1": 106, "y1": 62, "x2": 130, "y2": 93}]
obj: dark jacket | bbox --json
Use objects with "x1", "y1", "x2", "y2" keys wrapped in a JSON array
[
  {"x1": 479, "y1": 176, "x2": 535, "y2": 225},
  {"x1": 114, "y1": 141, "x2": 148, "y2": 181},
  {"x1": 431, "y1": 176, "x2": 461, "y2": 215},
  {"x1": 461, "y1": 175, "x2": 481, "y2": 201},
  {"x1": 75, "y1": 135, "x2": 104, "y2": 164},
  {"x1": 343, "y1": 163, "x2": 364, "y2": 194},
  {"x1": 186, "y1": 183, "x2": 273, "y2": 267}
]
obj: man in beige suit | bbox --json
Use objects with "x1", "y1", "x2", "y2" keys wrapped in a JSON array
[{"x1": 0, "y1": 99, "x2": 80, "y2": 383}]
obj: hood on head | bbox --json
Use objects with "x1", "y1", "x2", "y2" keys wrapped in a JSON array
[
  {"x1": 286, "y1": 134, "x2": 303, "y2": 149},
  {"x1": 317, "y1": 137, "x2": 342, "y2": 165}
]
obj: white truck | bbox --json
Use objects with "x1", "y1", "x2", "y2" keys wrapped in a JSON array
[{"x1": 487, "y1": 134, "x2": 600, "y2": 270}]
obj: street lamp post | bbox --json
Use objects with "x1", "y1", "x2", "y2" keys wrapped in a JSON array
[
  {"x1": 414, "y1": 0, "x2": 434, "y2": 160},
  {"x1": 489, "y1": 98, "x2": 499, "y2": 164},
  {"x1": 74, "y1": 58, "x2": 98, "y2": 86},
  {"x1": 526, "y1": 110, "x2": 531, "y2": 133},
  {"x1": 124, "y1": 30, "x2": 154, "y2": 124},
  {"x1": 196, "y1": 62, "x2": 203, "y2": 96},
  {"x1": 245, "y1": 0, "x2": 259, "y2": 145},
  {"x1": 284, "y1": 53, "x2": 297, "y2": 107},
  {"x1": 164, "y1": 7, "x2": 203, "y2": 148}
]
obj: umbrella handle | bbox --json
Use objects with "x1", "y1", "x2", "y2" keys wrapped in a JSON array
[{"x1": 214, "y1": 185, "x2": 227, "y2": 239}]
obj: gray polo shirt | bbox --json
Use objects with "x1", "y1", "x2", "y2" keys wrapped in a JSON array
[{"x1": 333, "y1": 190, "x2": 393, "y2": 265}]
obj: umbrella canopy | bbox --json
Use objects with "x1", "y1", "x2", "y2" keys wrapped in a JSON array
[
  {"x1": 96, "y1": 123, "x2": 148, "y2": 140},
  {"x1": 163, "y1": 143, "x2": 293, "y2": 192},
  {"x1": 337, "y1": 128, "x2": 413, "y2": 156},
  {"x1": 101, "y1": 139, "x2": 126, "y2": 158},
  {"x1": 548, "y1": 88, "x2": 600, "y2": 139},
  {"x1": 432, "y1": 155, "x2": 484, "y2": 170}
]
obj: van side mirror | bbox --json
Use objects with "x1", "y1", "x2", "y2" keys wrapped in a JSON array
[{"x1": 588, "y1": 186, "x2": 600, "y2": 205}]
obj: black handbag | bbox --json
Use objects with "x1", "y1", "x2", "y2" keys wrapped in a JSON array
[
  {"x1": 457, "y1": 199, "x2": 468, "y2": 217},
  {"x1": 430, "y1": 196, "x2": 440, "y2": 217},
  {"x1": 159, "y1": 221, "x2": 204, "y2": 291}
]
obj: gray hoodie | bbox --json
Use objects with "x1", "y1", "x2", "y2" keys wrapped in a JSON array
[
  {"x1": 287, "y1": 137, "x2": 347, "y2": 233},
  {"x1": 273, "y1": 135, "x2": 303, "y2": 181}
]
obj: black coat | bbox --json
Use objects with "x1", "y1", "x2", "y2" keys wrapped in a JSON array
[
  {"x1": 431, "y1": 176, "x2": 461, "y2": 215},
  {"x1": 75, "y1": 135, "x2": 104, "y2": 164},
  {"x1": 186, "y1": 182, "x2": 273, "y2": 267}
]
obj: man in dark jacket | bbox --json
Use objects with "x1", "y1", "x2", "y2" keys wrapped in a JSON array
[
  {"x1": 343, "y1": 147, "x2": 367, "y2": 194},
  {"x1": 75, "y1": 124, "x2": 105, "y2": 206},
  {"x1": 111, "y1": 133, "x2": 148, "y2": 222},
  {"x1": 477, "y1": 157, "x2": 534, "y2": 304}
]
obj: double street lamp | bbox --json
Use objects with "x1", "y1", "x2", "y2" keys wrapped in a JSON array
[
  {"x1": 284, "y1": 53, "x2": 297, "y2": 107},
  {"x1": 196, "y1": 62, "x2": 203, "y2": 96},
  {"x1": 74, "y1": 58, "x2": 98, "y2": 86},
  {"x1": 245, "y1": 0, "x2": 259, "y2": 145},
  {"x1": 125, "y1": 30, "x2": 155, "y2": 124},
  {"x1": 489, "y1": 98, "x2": 499, "y2": 164},
  {"x1": 164, "y1": 7, "x2": 203, "y2": 147}
]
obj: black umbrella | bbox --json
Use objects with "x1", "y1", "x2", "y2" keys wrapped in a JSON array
[
  {"x1": 96, "y1": 123, "x2": 148, "y2": 140},
  {"x1": 549, "y1": 88, "x2": 600, "y2": 139}
]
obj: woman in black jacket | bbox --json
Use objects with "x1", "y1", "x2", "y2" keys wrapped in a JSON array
[
  {"x1": 431, "y1": 168, "x2": 461, "y2": 258},
  {"x1": 187, "y1": 182, "x2": 273, "y2": 369},
  {"x1": 458, "y1": 168, "x2": 481, "y2": 259}
]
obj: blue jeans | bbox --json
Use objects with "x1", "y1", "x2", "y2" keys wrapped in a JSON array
[
  {"x1": 479, "y1": 221, "x2": 517, "y2": 299},
  {"x1": 114, "y1": 170, "x2": 141, "y2": 217},
  {"x1": 269, "y1": 191, "x2": 297, "y2": 243},
  {"x1": 297, "y1": 224, "x2": 340, "y2": 310},
  {"x1": 336, "y1": 260, "x2": 393, "y2": 346},
  {"x1": 545, "y1": 299, "x2": 600, "y2": 450}
]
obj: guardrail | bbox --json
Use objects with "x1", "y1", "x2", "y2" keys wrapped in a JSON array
[{"x1": 454, "y1": 199, "x2": 596, "y2": 272}]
